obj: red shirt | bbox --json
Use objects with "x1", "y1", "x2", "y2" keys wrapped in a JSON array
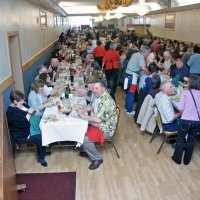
[
  {"x1": 153, "y1": 42, "x2": 159, "y2": 53},
  {"x1": 103, "y1": 49, "x2": 120, "y2": 70},
  {"x1": 93, "y1": 45, "x2": 105, "y2": 58}
]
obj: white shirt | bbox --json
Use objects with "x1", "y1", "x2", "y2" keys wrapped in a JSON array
[
  {"x1": 42, "y1": 85, "x2": 53, "y2": 103},
  {"x1": 87, "y1": 40, "x2": 97, "y2": 54},
  {"x1": 163, "y1": 59, "x2": 172, "y2": 70},
  {"x1": 154, "y1": 92, "x2": 175, "y2": 124}
]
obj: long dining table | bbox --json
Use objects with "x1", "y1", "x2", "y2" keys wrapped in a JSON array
[{"x1": 40, "y1": 56, "x2": 89, "y2": 147}]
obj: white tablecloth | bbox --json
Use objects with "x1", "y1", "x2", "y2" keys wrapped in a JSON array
[{"x1": 40, "y1": 106, "x2": 88, "y2": 146}]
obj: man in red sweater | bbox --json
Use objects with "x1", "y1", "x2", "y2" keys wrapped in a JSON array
[
  {"x1": 93, "y1": 40, "x2": 105, "y2": 67},
  {"x1": 102, "y1": 43, "x2": 120, "y2": 100}
]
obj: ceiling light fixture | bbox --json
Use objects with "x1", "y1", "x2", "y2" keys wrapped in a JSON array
[
  {"x1": 104, "y1": 12, "x2": 113, "y2": 20},
  {"x1": 97, "y1": 0, "x2": 134, "y2": 11},
  {"x1": 113, "y1": 12, "x2": 126, "y2": 19}
]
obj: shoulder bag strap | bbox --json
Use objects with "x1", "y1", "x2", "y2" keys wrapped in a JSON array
[{"x1": 189, "y1": 89, "x2": 200, "y2": 121}]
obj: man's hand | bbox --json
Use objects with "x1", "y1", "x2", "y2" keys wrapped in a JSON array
[{"x1": 77, "y1": 108, "x2": 85, "y2": 118}]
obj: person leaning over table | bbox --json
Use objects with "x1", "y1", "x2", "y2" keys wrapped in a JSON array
[
  {"x1": 28, "y1": 79, "x2": 53, "y2": 117},
  {"x1": 6, "y1": 90, "x2": 48, "y2": 167},
  {"x1": 35, "y1": 65, "x2": 48, "y2": 80},
  {"x1": 172, "y1": 75, "x2": 200, "y2": 165},
  {"x1": 77, "y1": 80, "x2": 118, "y2": 170}
]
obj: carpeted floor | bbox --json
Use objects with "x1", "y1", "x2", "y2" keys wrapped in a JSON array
[{"x1": 17, "y1": 172, "x2": 76, "y2": 200}]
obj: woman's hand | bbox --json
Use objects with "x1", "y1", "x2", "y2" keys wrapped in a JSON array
[
  {"x1": 34, "y1": 109, "x2": 40, "y2": 116},
  {"x1": 28, "y1": 107, "x2": 35, "y2": 114}
]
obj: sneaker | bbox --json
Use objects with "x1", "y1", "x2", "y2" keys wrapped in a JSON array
[{"x1": 126, "y1": 111, "x2": 135, "y2": 116}]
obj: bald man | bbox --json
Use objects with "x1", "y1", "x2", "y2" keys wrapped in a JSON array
[{"x1": 48, "y1": 58, "x2": 61, "y2": 81}]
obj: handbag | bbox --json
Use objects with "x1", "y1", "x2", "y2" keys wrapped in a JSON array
[{"x1": 189, "y1": 90, "x2": 200, "y2": 122}]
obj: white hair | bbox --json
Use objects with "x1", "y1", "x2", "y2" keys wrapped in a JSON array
[
  {"x1": 163, "y1": 51, "x2": 171, "y2": 57},
  {"x1": 160, "y1": 80, "x2": 172, "y2": 91}
]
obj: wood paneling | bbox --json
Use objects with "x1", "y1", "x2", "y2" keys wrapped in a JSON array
[
  {"x1": 0, "y1": 95, "x2": 18, "y2": 200},
  {"x1": 127, "y1": 24, "x2": 145, "y2": 35},
  {"x1": 150, "y1": 8, "x2": 200, "y2": 43}
]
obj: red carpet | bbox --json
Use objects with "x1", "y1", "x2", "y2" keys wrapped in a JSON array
[{"x1": 17, "y1": 172, "x2": 76, "y2": 200}]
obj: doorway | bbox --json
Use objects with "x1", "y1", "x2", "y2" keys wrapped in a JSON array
[{"x1": 7, "y1": 31, "x2": 24, "y2": 92}]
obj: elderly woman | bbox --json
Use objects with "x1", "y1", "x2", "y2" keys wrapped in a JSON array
[
  {"x1": 172, "y1": 75, "x2": 200, "y2": 165},
  {"x1": 28, "y1": 79, "x2": 53, "y2": 116},
  {"x1": 6, "y1": 90, "x2": 47, "y2": 167}
]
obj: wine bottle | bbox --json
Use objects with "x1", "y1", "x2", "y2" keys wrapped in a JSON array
[{"x1": 65, "y1": 85, "x2": 70, "y2": 99}]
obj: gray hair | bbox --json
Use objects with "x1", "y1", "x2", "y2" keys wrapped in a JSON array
[
  {"x1": 109, "y1": 43, "x2": 115, "y2": 49},
  {"x1": 140, "y1": 46, "x2": 151, "y2": 55},
  {"x1": 37, "y1": 65, "x2": 47, "y2": 74},
  {"x1": 160, "y1": 80, "x2": 172, "y2": 91},
  {"x1": 163, "y1": 51, "x2": 171, "y2": 57}
]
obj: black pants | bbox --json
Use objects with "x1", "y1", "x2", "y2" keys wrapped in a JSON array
[
  {"x1": 172, "y1": 120, "x2": 199, "y2": 165},
  {"x1": 105, "y1": 69, "x2": 119, "y2": 99},
  {"x1": 13, "y1": 134, "x2": 45, "y2": 160},
  {"x1": 94, "y1": 57, "x2": 103, "y2": 67}
]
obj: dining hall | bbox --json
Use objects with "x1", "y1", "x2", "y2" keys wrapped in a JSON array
[{"x1": 0, "y1": 0, "x2": 200, "y2": 200}]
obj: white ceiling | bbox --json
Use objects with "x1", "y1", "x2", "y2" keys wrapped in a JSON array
[
  {"x1": 58, "y1": 0, "x2": 165, "y2": 15},
  {"x1": 28, "y1": 0, "x2": 200, "y2": 16},
  {"x1": 57, "y1": 0, "x2": 101, "y2": 6}
]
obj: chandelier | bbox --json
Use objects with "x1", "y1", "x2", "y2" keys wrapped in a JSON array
[{"x1": 97, "y1": 0, "x2": 134, "y2": 11}]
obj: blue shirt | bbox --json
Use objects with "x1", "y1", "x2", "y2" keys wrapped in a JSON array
[
  {"x1": 187, "y1": 53, "x2": 200, "y2": 74},
  {"x1": 28, "y1": 91, "x2": 44, "y2": 116},
  {"x1": 170, "y1": 66, "x2": 190, "y2": 82}
]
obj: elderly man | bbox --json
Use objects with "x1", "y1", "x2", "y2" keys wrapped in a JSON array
[
  {"x1": 160, "y1": 51, "x2": 172, "y2": 73},
  {"x1": 154, "y1": 81, "x2": 181, "y2": 132},
  {"x1": 48, "y1": 58, "x2": 60, "y2": 81},
  {"x1": 35, "y1": 65, "x2": 48, "y2": 80},
  {"x1": 78, "y1": 80, "x2": 118, "y2": 170},
  {"x1": 125, "y1": 46, "x2": 151, "y2": 115},
  {"x1": 170, "y1": 57, "x2": 190, "y2": 82}
]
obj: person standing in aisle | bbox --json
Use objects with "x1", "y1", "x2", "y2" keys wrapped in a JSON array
[{"x1": 102, "y1": 43, "x2": 120, "y2": 100}]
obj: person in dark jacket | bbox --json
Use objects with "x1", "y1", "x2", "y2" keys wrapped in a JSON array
[
  {"x1": 6, "y1": 90, "x2": 47, "y2": 167},
  {"x1": 170, "y1": 57, "x2": 190, "y2": 82}
]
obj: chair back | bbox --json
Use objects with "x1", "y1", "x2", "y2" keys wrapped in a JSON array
[
  {"x1": 106, "y1": 105, "x2": 120, "y2": 140},
  {"x1": 116, "y1": 105, "x2": 121, "y2": 128},
  {"x1": 154, "y1": 106, "x2": 164, "y2": 134}
]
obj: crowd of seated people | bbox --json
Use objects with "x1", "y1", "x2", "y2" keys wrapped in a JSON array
[{"x1": 6, "y1": 27, "x2": 200, "y2": 168}]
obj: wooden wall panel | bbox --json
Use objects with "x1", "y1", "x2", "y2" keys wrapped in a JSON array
[
  {"x1": 0, "y1": 95, "x2": 18, "y2": 200},
  {"x1": 150, "y1": 8, "x2": 200, "y2": 43}
]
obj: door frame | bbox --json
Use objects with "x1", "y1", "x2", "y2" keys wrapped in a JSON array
[{"x1": 7, "y1": 31, "x2": 24, "y2": 93}]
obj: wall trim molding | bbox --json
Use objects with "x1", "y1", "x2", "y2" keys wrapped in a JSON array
[
  {"x1": 0, "y1": 76, "x2": 13, "y2": 94},
  {"x1": 22, "y1": 39, "x2": 57, "y2": 72}
]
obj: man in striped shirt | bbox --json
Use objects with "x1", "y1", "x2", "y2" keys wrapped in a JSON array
[{"x1": 154, "y1": 81, "x2": 181, "y2": 132}]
